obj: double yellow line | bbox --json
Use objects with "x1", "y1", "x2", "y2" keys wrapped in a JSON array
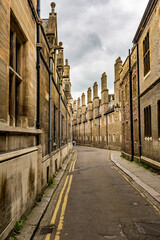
[
  {"x1": 113, "y1": 165, "x2": 160, "y2": 215},
  {"x1": 45, "y1": 158, "x2": 76, "y2": 240}
]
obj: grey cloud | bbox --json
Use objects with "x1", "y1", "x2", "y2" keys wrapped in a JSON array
[{"x1": 41, "y1": 0, "x2": 149, "y2": 100}]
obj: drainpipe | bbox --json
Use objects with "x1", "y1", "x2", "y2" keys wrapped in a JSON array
[
  {"x1": 49, "y1": 56, "x2": 52, "y2": 154},
  {"x1": 136, "y1": 43, "x2": 142, "y2": 157},
  {"x1": 59, "y1": 81, "x2": 62, "y2": 148},
  {"x1": 84, "y1": 122, "x2": 85, "y2": 144},
  {"x1": 129, "y1": 49, "x2": 134, "y2": 161},
  {"x1": 90, "y1": 121, "x2": 92, "y2": 144},
  {"x1": 99, "y1": 118, "x2": 100, "y2": 145},
  {"x1": 106, "y1": 115, "x2": 108, "y2": 147},
  {"x1": 66, "y1": 103, "x2": 68, "y2": 144},
  {"x1": 79, "y1": 124, "x2": 80, "y2": 143},
  {"x1": 36, "y1": 0, "x2": 41, "y2": 145}
]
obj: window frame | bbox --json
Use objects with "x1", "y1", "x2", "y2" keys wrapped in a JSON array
[
  {"x1": 144, "y1": 105, "x2": 152, "y2": 138},
  {"x1": 143, "y1": 31, "x2": 150, "y2": 77},
  {"x1": 158, "y1": 100, "x2": 160, "y2": 139}
]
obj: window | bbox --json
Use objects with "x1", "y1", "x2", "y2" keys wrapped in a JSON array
[
  {"x1": 134, "y1": 119, "x2": 138, "y2": 142},
  {"x1": 53, "y1": 105, "x2": 56, "y2": 143},
  {"x1": 125, "y1": 84, "x2": 128, "y2": 102},
  {"x1": 112, "y1": 113, "x2": 115, "y2": 123},
  {"x1": 143, "y1": 32, "x2": 150, "y2": 76},
  {"x1": 144, "y1": 105, "x2": 152, "y2": 137},
  {"x1": 108, "y1": 134, "x2": 112, "y2": 143},
  {"x1": 9, "y1": 11, "x2": 27, "y2": 126},
  {"x1": 61, "y1": 115, "x2": 64, "y2": 143},
  {"x1": 113, "y1": 134, "x2": 116, "y2": 142},
  {"x1": 121, "y1": 90, "x2": 124, "y2": 107},
  {"x1": 132, "y1": 76, "x2": 137, "y2": 99},
  {"x1": 158, "y1": 100, "x2": 160, "y2": 138},
  {"x1": 119, "y1": 111, "x2": 121, "y2": 121},
  {"x1": 126, "y1": 122, "x2": 129, "y2": 141},
  {"x1": 122, "y1": 123, "x2": 125, "y2": 138}
]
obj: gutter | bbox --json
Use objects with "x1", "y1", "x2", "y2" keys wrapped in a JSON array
[
  {"x1": 36, "y1": 0, "x2": 41, "y2": 145},
  {"x1": 133, "y1": 0, "x2": 158, "y2": 43},
  {"x1": 66, "y1": 104, "x2": 68, "y2": 144},
  {"x1": 129, "y1": 49, "x2": 134, "y2": 161},
  {"x1": 59, "y1": 81, "x2": 62, "y2": 148},
  {"x1": 49, "y1": 57, "x2": 52, "y2": 154},
  {"x1": 136, "y1": 43, "x2": 142, "y2": 157}
]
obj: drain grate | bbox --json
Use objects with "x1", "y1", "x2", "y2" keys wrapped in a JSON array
[
  {"x1": 39, "y1": 225, "x2": 55, "y2": 235},
  {"x1": 135, "y1": 222, "x2": 160, "y2": 236}
]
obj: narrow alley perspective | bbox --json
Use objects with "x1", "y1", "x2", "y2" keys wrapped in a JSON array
[
  {"x1": 1, "y1": 0, "x2": 160, "y2": 240},
  {"x1": 30, "y1": 146, "x2": 160, "y2": 240}
]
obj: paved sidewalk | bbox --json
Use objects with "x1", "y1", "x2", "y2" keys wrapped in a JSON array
[{"x1": 110, "y1": 151, "x2": 160, "y2": 204}]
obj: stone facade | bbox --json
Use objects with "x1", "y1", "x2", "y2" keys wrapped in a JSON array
[
  {"x1": 0, "y1": 1, "x2": 72, "y2": 239},
  {"x1": 73, "y1": 62, "x2": 122, "y2": 151},
  {"x1": 73, "y1": 0, "x2": 160, "y2": 169},
  {"x1": 120, "y1": 46, "x2": 139, "y2": 160},
  {"x1": 133, "y1": 0, "x2": 160, "y2": 167}
]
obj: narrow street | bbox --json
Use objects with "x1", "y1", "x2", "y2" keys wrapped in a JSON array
[{"x1": 33, "y1": 146, "x2": 160, "y2": 240}]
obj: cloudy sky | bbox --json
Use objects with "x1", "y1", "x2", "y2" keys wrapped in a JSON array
[{"x1": 41, "y1": 0, "x2": 149, "y2": 101}]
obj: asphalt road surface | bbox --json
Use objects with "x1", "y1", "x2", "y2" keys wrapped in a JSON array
[{"x1": 33, "y1": 146, "x2": 160, "y2": 240}]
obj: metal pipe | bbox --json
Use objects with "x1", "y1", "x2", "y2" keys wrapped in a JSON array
[
  {"x1": 99, "y1": 118, "x2": 100, "y2": 145},
  {"x1": 129, "y1": 49, "x2": 134, "y2": 161},
  {"x1": 66, "y1": 103, "x2": 68, "y2": 144},
  {"x1": 49, "y1": 57, "x2": 52, "y2": 154},
  {"x1": 106, "y1": 115, "x2": 108, "y2": 147},
  {"x1": 36, "y1": 0, "x2": 41, "y2": 145},
  {"x1": 84, "y1": 122, "x2": 85, "y2": 144},
  {"x1": 90, "y1": 121, "x2": 92, "y2": 144},
  {"x1": 59, "y1": 83, "x2": 62, "y2": 148},
  {"x1": 136, "y1": 43, "x2": 142, "y2": 157},
  {"x1": 37, "y1": 0, "x2": 40, "y2": 17}
]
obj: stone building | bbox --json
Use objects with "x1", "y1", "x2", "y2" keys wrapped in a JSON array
[
  {"x1": 120, "y1": 46, "x2": 140, "y2": 160},
  {"x1": 0, "y1": 1, "x2": 72, "y2": 239},
  {"x1": 72, "y1": 60, "x2": 122, "y2": 150},
  {"x1": 133, "y1": 0, "x2": 160, "y2": 168},
  {"x1": 73, "y1": 0, "x2": 160, "y2": 169}
]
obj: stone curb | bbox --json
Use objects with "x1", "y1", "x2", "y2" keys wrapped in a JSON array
[
  {"x1": 110, "y1": 153, "x2": 160, "y2": 204},
  {"x1": 15, "y1": 150, "x2": 77, "y2": 240}
]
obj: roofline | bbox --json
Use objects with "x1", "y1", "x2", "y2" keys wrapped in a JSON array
[
  {"x1": 104, "y1": 107, "x2": 114, "y2": 115},
  {"x1": 133, "y1": 0, "x2": 158, "y2": 43}
]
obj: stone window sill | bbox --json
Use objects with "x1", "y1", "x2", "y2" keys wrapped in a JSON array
[
  {"x1": 0, "y1": 125, "x2": 42, "y2": 135},
  {"x1": 144, "y1": 71, "x2": 151, "y2": 80}
]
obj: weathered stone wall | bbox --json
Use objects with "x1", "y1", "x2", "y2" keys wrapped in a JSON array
[
  {"x1": 73, "y1": 72, "x2": 121, "y2": 151},
  {"x1": 0, "y1": 1, "x2": 73, "y2": 239},
  {"x1": 137, "y1": 0, "x2": 160, "y2": 163},
  {"x1": 0, "y1": 147, "x2": 39, "y2": 240},
  {"x1": 120, "y1": 46, "x2": 139, "y2": 159}
]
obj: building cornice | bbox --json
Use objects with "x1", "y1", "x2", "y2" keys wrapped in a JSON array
[{"x1": 133, "y1": 0, "x2": 158, "y2": 43}]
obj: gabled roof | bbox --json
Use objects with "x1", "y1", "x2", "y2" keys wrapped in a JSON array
[{"x1": 133, "y1": 0, "x2": 158, "y2": 43}]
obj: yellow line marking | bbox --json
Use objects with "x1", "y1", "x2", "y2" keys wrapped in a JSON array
[
  {"x1": 54, "y1": 175, "x2": 73, "y2": 240},
  {"x1": 71, "y1": 159, "x2": 76, "y2": 172},
  {"x1": 113, "y1": 165, "x2": 160, "y2": 215},
  {"x1": 50, "y1": 175, "x2": 69, "y2": 225},
  {"x1": 45, "y1": 160, "x2": 75, "y2": 240},
  {"x1": 69, "y1": 160, "x2": 74, "y2": 172},
  {"x1": 45, "y1": 233, "x2": 51, "y2": 240}
]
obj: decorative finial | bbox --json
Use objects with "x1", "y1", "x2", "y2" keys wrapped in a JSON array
[
  {"x1": 51, "y1": 2, "x2": 56, "y2": 14},
  {"x1": 59, "y1": 42, "x2": 63, "y2": 47},
  {"x1": 65, "y1": 59, "x2": 68, "y2": 65}
]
